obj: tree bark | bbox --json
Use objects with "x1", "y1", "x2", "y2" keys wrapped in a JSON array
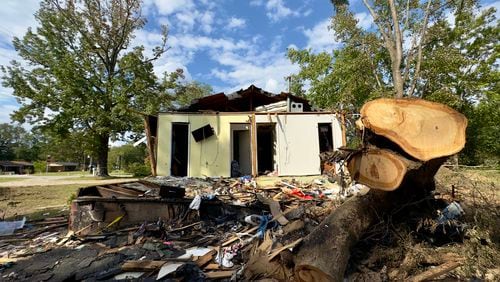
[
  {"x1": 96, "y1": 133, "x2": 109, "y2": 177},
  {"x1": 295, "y1": 192, "x2": 385, "y2": 282},
  {"x1": 143, "y1": 116, "x2": 157, "y2": 176},
  {"x1": 294, "y1": 156, "x2": 445, "y2": 281}
]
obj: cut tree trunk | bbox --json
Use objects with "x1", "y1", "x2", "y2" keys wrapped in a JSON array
[
  {"x1": 358, "y1": 98, "x2": 467, "y2": 161},
  {"x1": 294, "y1": 98, "x2": 466, "y2": 281},
  {"x1": 294, "y1": 191, "x2": 387, "y2": 282},
  {"x1": 347, "y1": 148, "x2": 408, "y2": 191}
]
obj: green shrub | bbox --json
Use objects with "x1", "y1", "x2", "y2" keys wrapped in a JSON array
[
  {"x1": 127, "y1": 163, "x2": 151, "y2": 177},
  {"x1": 33, "y1": 160, "x2": 46, "y2": 173}
]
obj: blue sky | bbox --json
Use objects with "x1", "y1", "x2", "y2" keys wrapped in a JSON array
[{"x1": 0, "y1": 0, "x2": 499, "y2": 125}]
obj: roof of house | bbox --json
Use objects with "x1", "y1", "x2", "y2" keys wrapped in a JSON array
[
  {"x1": 179, "y1": 84, "x2": 311, "y2": 112},
  {"x1": 0, "y1": 160, "x2": 34, "y2": 167}
]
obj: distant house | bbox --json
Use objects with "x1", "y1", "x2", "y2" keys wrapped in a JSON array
[
  {"x1": 156, "y1": 85, "x2": 345, "y2": 177},
  {"x1": 0, "y1": 161, "x2": 34, "y2": 174},
  {"x1": 47, "y1": 162, "x2": 79, "y2": 172}
]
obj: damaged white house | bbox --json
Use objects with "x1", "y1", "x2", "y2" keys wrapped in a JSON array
[{"x1": 156, "y1": 85, "x2": 344, "y2": 177}]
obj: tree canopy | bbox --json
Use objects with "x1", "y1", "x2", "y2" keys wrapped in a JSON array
[
  {"x1": 288, "y1": 0, "x2": 499, "y2": 164},
  {"x1": 1, "y1": 0, "x2": 178, "y2": 176}
]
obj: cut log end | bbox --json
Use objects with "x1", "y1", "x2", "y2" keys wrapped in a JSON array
[
  {"x1": 360, "y1": 98, "x2": 467, "y2": 161},
  {"x1": 348, "y1": 149, "x2": 408, "y2": 191}
]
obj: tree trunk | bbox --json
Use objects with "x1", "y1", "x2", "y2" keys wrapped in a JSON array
[
  {"x1": 143, "y1": 116, "x2": 156, "y2": 176},
  {"x1": 295, "y1": 191, "x2": 388, "y2": 282},
  {"x1": 96, "y1": 133, "x2": 109, "y2": 177}
]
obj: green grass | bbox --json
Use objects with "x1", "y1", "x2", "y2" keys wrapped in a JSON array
[
  {"x1": 0, "y1": 177, "x2": 24, "y2": 183},
  {"x1": 0, "y1": 184, "x2": 82, "y2": 219},
  {"x1": 34, "y1": 171, "x2": 89, "y2": 176}
]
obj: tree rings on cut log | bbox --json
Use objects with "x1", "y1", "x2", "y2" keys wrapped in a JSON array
[
  {"x1": 347, "y1": 149, "x2": 407, "y2": 191},
  {"x1": 359, "y1": 98, "x2": 467, "y2": 161}
]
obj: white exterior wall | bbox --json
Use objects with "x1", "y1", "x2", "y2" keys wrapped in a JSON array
[{"x1": 256, "y1": 113, "x2": 342, "y2": 176}]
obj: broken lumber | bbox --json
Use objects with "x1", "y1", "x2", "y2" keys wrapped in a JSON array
[
  {"x1": 358, "y1": 98, "x2": 467, "y2": 161},
  {"x1": 205, "y1": 270, "x2": 235, "y2": 279},
  {"x1": 121, "y1": 260, "x2": 166, "y2": 272}
]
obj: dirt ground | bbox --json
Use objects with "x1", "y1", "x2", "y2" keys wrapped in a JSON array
[
  {"x1": 345, "y1": 167, "x2": 500, "y2": 281},
  {"x1": 0, "y1": 174, "x2": 137, "y2": 188}
]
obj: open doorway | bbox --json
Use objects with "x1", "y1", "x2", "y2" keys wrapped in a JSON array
[
  {"x1": 318, "y1": 123, "x2": 334, "y2": 153},
  {"x1": 171, "y1": 123, "x2": 189, "y2": 176},
  {"x1": 257, "y1": 124, "x2": 275, "y2": 174},
  {"x1": 231, "y1": 124, "x2": 251, "y2": 176}
]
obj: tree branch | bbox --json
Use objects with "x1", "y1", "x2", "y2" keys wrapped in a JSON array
[{"x1": 408, "y1": 0, "x2": 432, "y2": 97}]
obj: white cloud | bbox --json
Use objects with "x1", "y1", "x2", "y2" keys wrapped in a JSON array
[
  {"x1": 354, "y1": 12, "x2": 374, "y2": 30},
  {"x1": 208, "y1": 37, "x2": 300, "y2": 94},
  {"x1": 200, "y1": 11, "x2": 215, "y2": 33},
  {"x1": 147, "y1": 0, "x2": 194, "y2": 15},
  {"x1": 251, "y1": 0, "x2": 301, "y2": 22},
  {"x1": 227, "y1": 17, "x2": 246, "y2": 30},
  {"x1": 0, "y1": 1, "x2": 40, "y2": 124},
  {"x1": 0, "y1": 0, "x2": 39, "y2": 44},
  {"x1": 303, "y1": 19, "x2": 340, "y2": 52}
]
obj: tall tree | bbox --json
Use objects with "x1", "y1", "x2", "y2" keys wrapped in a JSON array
[
  {"x1": 0, "y1": 123, "x2": 40, "y2": 161},
  {"x1": 174, "y1": 81, "x2": 213, "y2": 108},
  {"x1": 1, "y1": 0, "x2": 175, "y2": 176},
  {"x1": 289, "y1": 0, "x2": 497, "y2": 103}
]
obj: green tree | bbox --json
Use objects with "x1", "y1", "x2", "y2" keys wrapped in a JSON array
[
  {"x1": 288, "y1": 0, "x2": 499, "y2": 164},
  {"x1": 0, "y1": 123, "x2": 40, "y2": 161},
  {"x1": 174, "y1": 81, "x2": 213, "y2": 108},
  {"x1": 1, "y1": 0, "x2": 177, "y2": 176},
  {"x1": 107, "y1": 144, "x2": 147, "y2": 171}
]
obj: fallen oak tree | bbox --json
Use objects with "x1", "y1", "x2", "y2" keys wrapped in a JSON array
[{"x1": 294, "y1": 98, "x2": 467, "y2": 281}]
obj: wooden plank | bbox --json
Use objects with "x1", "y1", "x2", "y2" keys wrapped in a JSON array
[
  {"x1": 195, "y1": 249, "x2": 216, "y2": 267},
  {"x1": 204, "y1": 270, "x2": 235, "y2": 279},
  {"x1": 221, "y1": 226, "x2": 259, "y2": 247},
  {"x1": 96, "y1": 186, "x2": 139, "y2": 198},
  {"x1": 121, "y1": 260, "x2": 166, "y2": 272},
  {"x1": 268, "y1": 238, "x2": 303, "y2": 261},
  {"x1": 250, "y1": 113, "x2": 258, "y2": 177},
  {"x1": 257, "y1": 195, "x2": 289, "y2": 225},
  {"x1": 204, "y1": 263, "x2": 220, "y2": 270},
  {"x1": 169, "y1": 221, "x2": 202, "y2": 232}
]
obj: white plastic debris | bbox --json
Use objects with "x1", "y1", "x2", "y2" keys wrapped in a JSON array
[{"x1": 188, "y1": 195, "x2": 202, "y2": 210}]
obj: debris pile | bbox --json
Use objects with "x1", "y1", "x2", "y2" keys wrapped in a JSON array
[{"x1": 0, "y1": 176, "x2": 352, "y2": 281}]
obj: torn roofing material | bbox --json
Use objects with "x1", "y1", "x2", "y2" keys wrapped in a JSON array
[{"x1": 178, "y1": 84, "x2": 311, "y2": 112}]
